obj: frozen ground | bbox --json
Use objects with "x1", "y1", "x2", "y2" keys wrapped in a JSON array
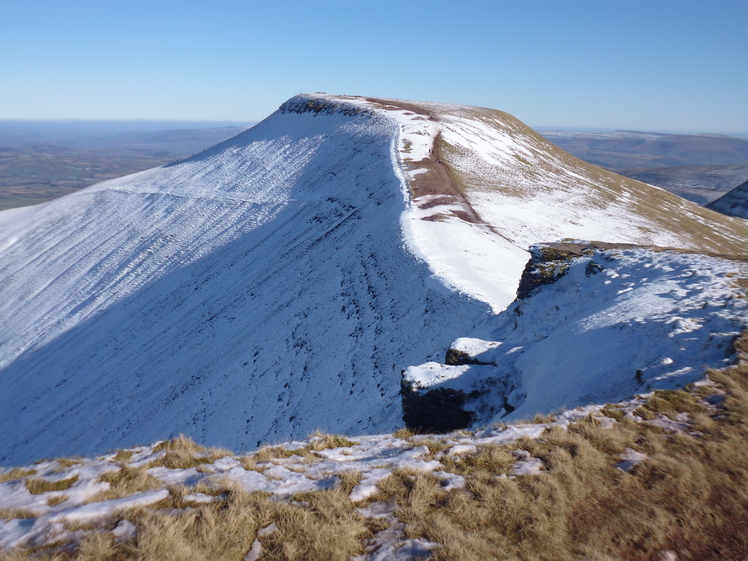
[
  {"x1": 0, "y1": 391, "x2": 695, "y2": 555},
  {"x1": 0, "y1": 99, "x2": 493, "y2": 464}
]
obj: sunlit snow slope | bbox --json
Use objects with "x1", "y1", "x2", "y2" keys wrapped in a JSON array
[{"x1": 2, "y1": 94, "x2": 748, "y2": 464}]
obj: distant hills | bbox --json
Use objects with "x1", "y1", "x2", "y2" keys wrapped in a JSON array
[
  {"x1": 538, "y1": 129, "x2": 748, "y2": 205},
  {"x1": 537, "y1": 129, "x2": 748, "y2": 169},
  {"x1": 0, "y1": 121, "x2": 254, "y2": 211}
]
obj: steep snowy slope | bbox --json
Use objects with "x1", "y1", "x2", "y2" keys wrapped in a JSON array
[
  {"x1": 707, "y1": 179, "x2": 748, "y2": 219},
  {"x1": 2, "y1": 94, "x2": 748, "y2": 464},
  {"x1": 0, "y1": 100, "x2": 495, "y2": 463}
]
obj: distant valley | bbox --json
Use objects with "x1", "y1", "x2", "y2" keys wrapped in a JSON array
[
  {"x1": 0, "y1": 121, "x2": 253, "y2": 211},
  {"x1": 538, "y1": 129, "x2": 748, "y2": 205}
]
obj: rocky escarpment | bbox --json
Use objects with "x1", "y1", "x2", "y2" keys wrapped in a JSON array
[
  {"x1": 400, "y1": 356, "x2": 512, "y2": 433},
  {"x1": 515, "y1": 241, "x2": 639, "y2": 299},
  {"x1": 399, "y1": 241, "x2": 620, "y2": 433}
]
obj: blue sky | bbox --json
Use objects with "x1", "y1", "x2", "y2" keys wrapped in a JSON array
[{"x1": 1, "y1": 0, "x2": 746, "y2": 133}]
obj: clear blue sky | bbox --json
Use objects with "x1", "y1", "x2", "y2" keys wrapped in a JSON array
[{"x1": 1, "y1": 0, "x2": 746, "y2": 133}]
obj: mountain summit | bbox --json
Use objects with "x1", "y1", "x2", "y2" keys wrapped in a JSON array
[{"x1": 1, "y1": 94, "x2": 747, "y2": 464}]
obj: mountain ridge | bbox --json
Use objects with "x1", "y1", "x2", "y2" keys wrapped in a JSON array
[{"x1": 1, "y1": 94, "x2": 748, "y2": 464}]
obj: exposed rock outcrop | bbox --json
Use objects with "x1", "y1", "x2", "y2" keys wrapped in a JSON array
[
  {"x1": 400, "y1": 354, "x2": 512, "y2": 433},
  {"x1": 516, "y1": 241, "x2": 638, "y2": 300},
  {"x1": 401, "y1": 241, "x2": 652, "y2": 432},
  {"x1": 400, "y1": 383, "x2": 473, "y2": 433}
]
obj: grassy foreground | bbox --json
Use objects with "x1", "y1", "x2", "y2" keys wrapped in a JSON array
[{"x1": 2, "y1": 333, "x2": 748, "y2": 561}]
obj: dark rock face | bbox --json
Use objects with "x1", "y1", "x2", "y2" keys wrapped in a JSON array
[
  {"x1": 279, "y1": 95, "x2": 375, "y2": 118},
  {"x1": 445, "y1": 348, "x2": 490, "y2": 366},
  {"x1": 516, "y1": 241, "x2": 638, "y2": 300},
  {"x1": 401, "y1": 384, "x2": 473, "y2": 433},
  {"x1": 585, "y1": 261, "x2": 604, "y2": 276},
  {"x1": 400, "y1": 241, "x2": 648, "y2": 433}
]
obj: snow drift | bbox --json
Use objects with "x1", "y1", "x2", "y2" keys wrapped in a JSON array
[{"x1": 1, "y1": 94, "x2": 747, "y2": 464}]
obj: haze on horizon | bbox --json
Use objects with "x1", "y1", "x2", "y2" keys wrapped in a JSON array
[{"x1": 1, "y1": 0, "x2": 747, "y2": 135}]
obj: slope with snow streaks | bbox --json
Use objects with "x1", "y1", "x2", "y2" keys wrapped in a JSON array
[
  {"x1": 707, "y1": 179, "x2": 748, "y2": 219},
  {"x1": 0, "y1": 102, "x2": 491, "y2": 464},
  {"x1": 498, "y1": 249, "x2": 748, "y2": 420}
]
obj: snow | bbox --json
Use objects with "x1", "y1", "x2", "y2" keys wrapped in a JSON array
[
  {"x1": 500, "y1": 249, "x2": 747, "y2": 420},
  {"x1": 0, "y1": 384, "x2": 724, "y2": 553},
  {"x1": 352, "y1": 493, "x2": 439, "y2": 561},
  {"x1": 349, "y1": 469, "x2": 392, "y2": 502},
  {"x1": 432, "y1": 471, "x2": 466, "y2": 490},
  {"x1": 403, "y1": 362, "x2": 472, "y2": 388},
  {"x1": 111, "y1": 519, "x2": 136, "y2": 542},
  {"x1": 440, "y1": 115, "x2": 682, "y2": 251},
  {"x1": 0, "y1": 409, "x2": 576, "y2": 551},
  {"x1": 615, "y1": 448, "x2": 648, "y2": 471},
  {"x1": 0, "y1": 95, "x2": 494, "y2": 465},
  {"x1": 0, "y1": 92, "x2": 746, "y2": 555},
  {"x1": 48, "y1": 490, "x2": 169, "y2": 524},
  {"x1": 0, "y1": 489, "x2": 168, "y2": 550},
  {"x1": 404, "y1": 246, "x2": 747, "y2": 424},
  {"x1": 708, "y1": 180, "x2": 748, "y2": 219},
  {"x1": 450, "y1": 337, "x2": 502, "y2": 361},
  {"x1": 510, "y1": 456, "x2": 545, "y2": 476},
  {"x1": 1, "y1": 93, "x2": 746, "y2": 466}
]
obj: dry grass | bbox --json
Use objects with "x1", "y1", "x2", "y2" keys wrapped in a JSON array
[
  {"x1": 53, "y1": 457, "x2": 82, "y2": 471},
  {"x1": 0, "y1": 468, "x2": 35, "y2": 484},
  {"x1": 149, "y1": 435, "x2": 232, "y2": 470},
  {"x1": 2, "y1": 475, "x2": 368, "y2": 559},
  {"x1": 76, "y1": 484, "x2": 366, "y2": 561},
  {"x1": 371, "y1": 332, "x2": 748, "y2": 561},
  {"x1": 112, "y1": 449, "x2": 134, "y2": 463},
  {"x1": 393, "y1": 427, "x2": 414, "y2": 440},
  {"x1": 639, "y1": 389, "x2": 702, "y2": 419},
  {"x1": 532, "y1": 412, "x2": 556, "y2": 424},
  {"x1": 253, "y1": 445, "x2": 295, "y2": 462},
  {"x1": 0, "y1": 509, "x2": 36, "y2": 520},
  {"x1": 305, "y1": 430, "x2": 358, "y2": 452},
  {"x1": 4, "y1": 333, "x2": 748, "y2": 561},
  {"x1": 91, "y1": 466, "x2": 161, "y2": 502},
  {"x1": 415, "y1": 438, "x2": 450, "y2": 456},
  {"x1": 46, "y1": 495, "x2": 68, "y2": 507},
  {"x1": 431, "y1": 104, "x2": 748, "y2": 257},
  {"x1": 601, "y1": 405, "x2": 626, "y2": 421},
  {"x1": 440, "y1": 444, "x2": 515, "y2": 477},
  {"x1": 25, "y1": 475, "x2": 78, "y2": 495}
]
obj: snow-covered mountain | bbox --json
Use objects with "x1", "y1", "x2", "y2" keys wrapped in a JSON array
[
  {"x1": 708, "y1": 179, "x2": 748, "y2": 219},
  {"x1": 2, "y1": 94, "x2": 747, "y2": 464}
]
